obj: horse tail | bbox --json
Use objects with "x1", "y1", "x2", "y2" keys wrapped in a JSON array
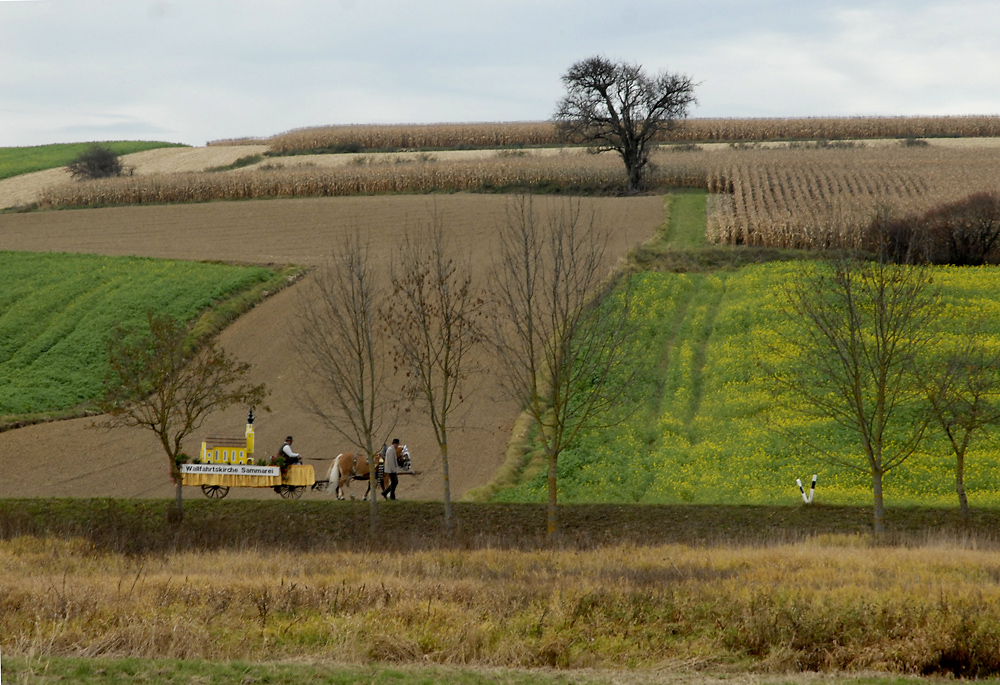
[{"x1": 327, "y1": 459, "x2": 343, "y2": 498}]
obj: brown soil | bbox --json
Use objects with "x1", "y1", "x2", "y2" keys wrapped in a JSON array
[{"x1": 0, "y1": 193, "x2": 664, "y2": 502}]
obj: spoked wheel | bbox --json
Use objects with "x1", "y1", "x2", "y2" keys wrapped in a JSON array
[
  {"x1": 275, "y1": 485, "x2": 304, "y2": 499},
  {"x1": 201, "y1": 485, "x2": 230, "y2": 499}
]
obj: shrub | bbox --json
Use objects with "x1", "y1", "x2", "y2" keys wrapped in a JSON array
[
  {"x1": 863, "y1": 193, "x2": 1000, "y2": 266},
  {"x1": 923, "y1": 192, "x2": 1000, "y2": 266},
  {"x1": 862, "y1": 207, "x2": 929, "y2": 264},
  {"x1": 65, "y1": 144, "x2": 126, "y2": 180}
]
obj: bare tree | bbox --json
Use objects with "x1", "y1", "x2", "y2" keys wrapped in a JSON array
[
  {"x1": 98, "y1": 311, "x2": 268, "y2": 520},
  {"x1": 920, "y1": 323, "x2": 1000, "y2": 523},
  {"x1": 490, "y1": 195, "x2": 638, "y2": 536},
  {"x1": 771, "y1": 258, "x2": 941, "y2": 534},
  {"x1": 386, "y1": 214, "x2": 484, "y2": 532},
  {"x1": 555, "y1": 56, "x2": 697, "y2": 192},
  {"x1": 295, "y1": 231, "x2": 394, "y2": 530}
]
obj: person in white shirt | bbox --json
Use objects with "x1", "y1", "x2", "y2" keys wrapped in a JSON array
[
  {"x1": 279, "y1": 436, "x2": 302, "y2": 465},
  {"x1": 381, "y1": 438, "x2": 407, "y2": 500}
]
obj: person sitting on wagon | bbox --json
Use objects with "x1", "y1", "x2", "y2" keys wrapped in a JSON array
[{"x1": 279, "y1": 436, "x2": 302, "y2": 466}]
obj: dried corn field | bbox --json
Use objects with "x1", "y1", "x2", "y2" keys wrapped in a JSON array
[
  {"x1": 37, "y1": 153, "x2": 707, "y2": 208},
  {"x1": 210, "y1": 115, "x2": 1000, "y2": 153},
  {"x1": 701, "y1": 145, "x2": 1000, "y2": 248},
  {"x1": 37, "y1": 141, "x2": 1000, "y2": 254}
]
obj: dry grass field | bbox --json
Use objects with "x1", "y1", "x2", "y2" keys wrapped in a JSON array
[
  {"x1": 0, "y1": 193, "x2": 664, "y2": 503},
  {"x1": 0, "y1": 145, "x2": 268, "y2": 210},
  {"x1": 5, "y1": 533, "x2": 1000, "y2": 674}
]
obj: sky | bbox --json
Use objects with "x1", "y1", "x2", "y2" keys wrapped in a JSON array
[{"x1": 1, "y1": 0, "x2": 999, "y2": 147}]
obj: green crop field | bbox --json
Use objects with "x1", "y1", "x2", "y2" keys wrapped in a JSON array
[
  {"x1": 0, "y1": 251, "x2": 273, "y2": 418},
  {"x1": 0, "y1": 141, "x2": 186, "y2": 181},
  {"x1": 492, "y1": 262, "x2": 1000, "y2": 509}
]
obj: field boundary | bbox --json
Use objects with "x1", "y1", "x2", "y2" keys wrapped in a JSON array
[{"x1": 2, "y1": 498, "x2": 999, "y2": 553}]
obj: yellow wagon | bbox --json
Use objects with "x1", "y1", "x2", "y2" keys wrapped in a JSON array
[{"x1": 179, "y1": 412, "x2": 315, "y2": 499}]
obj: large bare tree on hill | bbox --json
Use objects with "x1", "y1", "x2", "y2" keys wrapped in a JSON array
[{"x1": 555, "y1": 56, "x2": 697, "y2": 192}]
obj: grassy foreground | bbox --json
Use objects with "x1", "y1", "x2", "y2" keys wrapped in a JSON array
[
  {"x1": 0, "y1": 141, "x2": 185, "y2": 181},
  {"x1": 0, "y1": 658, "x2": 971, "y2": 685},
  {"x1": 2, "y1": 500, "x2": 1000, "y2": 677},
  {"x1": 0, "y1": 656, "x2": 612, "y2": 684}
]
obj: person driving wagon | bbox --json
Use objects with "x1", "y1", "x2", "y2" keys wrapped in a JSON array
[{"x1": 279, "y1": 436, "x2": 302, "y2": 465}]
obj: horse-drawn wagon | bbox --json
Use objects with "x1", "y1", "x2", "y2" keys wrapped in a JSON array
[{"x1": 179, "y1": 412, "x2": 315, "y2": 499}]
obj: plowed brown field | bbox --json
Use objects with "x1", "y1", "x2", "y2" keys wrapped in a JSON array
[{"x1": 0, "y1": 193, "x2": 664, "y2": 502}]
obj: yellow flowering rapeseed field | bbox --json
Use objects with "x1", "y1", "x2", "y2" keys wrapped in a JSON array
[{"x1": 494, "y1": 264, "x2": 1000, "y2": 509}]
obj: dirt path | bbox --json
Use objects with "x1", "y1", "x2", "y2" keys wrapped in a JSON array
[{"x1": 0, "y1": 193, "x2": 664, "y2": 502}]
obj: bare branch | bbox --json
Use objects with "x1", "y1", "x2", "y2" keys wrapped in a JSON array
[
  {"x1": 766, "y1": 257, "x2": 941, "y2": 534},
  {"x1": 386, "y1": 208, "x2": 485, "y2": 529},
  {"x1": 489, "y1": 195, "x2": 639, "y2": 536},
  {"x1": 98, "y1": 311, "x2": 269, "y2": 519}
]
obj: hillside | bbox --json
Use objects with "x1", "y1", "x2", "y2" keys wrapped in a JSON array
[{"x1": 0, "y1": 193, "x2": 664, "y2": 502}]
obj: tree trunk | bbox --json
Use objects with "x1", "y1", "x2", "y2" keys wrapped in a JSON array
[
  {"x1": 546, "y1": 448, "x2": 559, "y2": 537},
  {"x1": 440, "y1": 440, "x2": 453, "y2": 534},
  {"x1": 368, "y1": 452, "x2": 378, "y2": 534},
  {"x1": 872, "y1": 469, "x2": 886, "y2": 535},
  {"x1": 956, "y1": 451, "x2": 970, "y2": 524},
  {"x1": 174, "y1": 478, "x2": 184, "y2": 522},
  {"x1": 622, "y1": 148, "x2": 642, "y2": 192}
]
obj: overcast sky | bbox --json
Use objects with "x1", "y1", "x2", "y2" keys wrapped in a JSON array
[{"x1": 2, "y1": 0, "x2": 998, "y2": 147}]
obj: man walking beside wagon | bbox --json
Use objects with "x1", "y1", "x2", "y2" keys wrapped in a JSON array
[{"x1": 382, "y1": 438, "x2": 408, "y2": 500}]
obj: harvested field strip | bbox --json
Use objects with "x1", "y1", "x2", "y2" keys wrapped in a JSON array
[
  {"x1": 37, "y1": 156, "x2": 707, "y2": 208},
  {"x1": 210, "y1": 116, "x2": 1000, "y2": 153},
  {"x1": 0, "y1": 252, "x2": 274, "y2": 418}
]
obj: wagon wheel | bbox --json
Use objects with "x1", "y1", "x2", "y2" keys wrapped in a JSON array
[
  {"x1": 276, "y1": 485, "x2": 304, "y2": 499},
  {"x1": 201, "y1": 485, "x2": 230, "y2": 499}
]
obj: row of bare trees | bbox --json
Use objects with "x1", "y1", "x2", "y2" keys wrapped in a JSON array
[
  {"x1": 97, "y1": 214, "x2": 999, "y2": 536},
  {"x1": 293, "y1": 196, "x2": 637, "y2": 535},
  {"x1": 772, "y1": 257, "x2": 1000, "y2": 533}
]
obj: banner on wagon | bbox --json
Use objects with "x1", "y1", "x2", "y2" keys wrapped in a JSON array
[{"x1": 181, "y1": 463, "x2": 280, "y2": 477}]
